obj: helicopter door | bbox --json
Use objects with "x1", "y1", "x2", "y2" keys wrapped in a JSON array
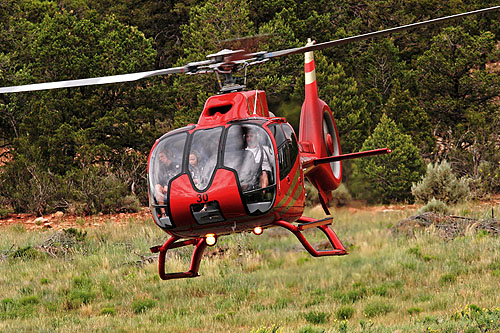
[{"x1": 223, "y1": 124, "x2": 276, "y2": 214}]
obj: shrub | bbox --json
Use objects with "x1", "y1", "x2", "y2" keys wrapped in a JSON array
[
  {"x1": 371, "y1": 285, "x2": 388, "y2": 297},
  {"x1": 0, "y1": 147, "x2": 142, "y2": 215},
  {"x1": 352, "y1": 114, "x2": 425, "y2": 203},
  {"x1": 336, "y1": 306, "x2": 355, "y2": 320},
  {"x1": 334, "y1": 287, "x2": 367, "y2": 304},
  {"x1": 69, "y1": 289, "x2": 96, "y2": 306},
  {"x1": 18, "y1": 295, "x2": 40, "y2": 306},
  {"x1": 67, "y1": 166, "x2": 140, "y2": 215},
  {"x1": 468, "y1": 160, "x2": 500, "y2": 199},
  {"x1": 116, "y1": 195, "x2": 141, "y2": 213},
  {"x1": 1, "y1": 298, "x2": 16, "y2": 312},
  {"x1": 363, "y1": 301, "x2": 393, "y2": 318},
  {"x1": 305, "y1": 182, "x2": 352, "y2": 207},
  {"x1": 131, "y1": 298, "x2": 156, "y2": 314},
  {"x1": 407, "y1": 307, "x2": 423, "y2": 315},
  {"x1": 303, "y1": 311, "x2": 330, "y2": 324},
  {"x1": 417, "y1": 198, "x2": 450, "y2": 215},
  {"x1": 304, "y1": 181, "x2": 319, "y2": 207},
  {"x1": 439, "y1": 273, "x2": 457, "y2": 285},
  {"x1": 100, "y1": 307, "x2": 116, "y2": 316},
  {"x1": 411, "y1": 160, "x2": 470, "y2": 205},
  {"x1": 0, "y1": 207, "x2": 11, "y2": 219},
  {"x1": 64, "y1": 228, "x2": 88, "y2": 242},
  {"x1": 331, "y1": 184, "x2": 352, "y2": 207},
  {"x1": 9, "y1": 246, "x2": 45, "y2": 261},
  {"x1": 0, "y1": 151, "x2": 68, "y2": 215}
]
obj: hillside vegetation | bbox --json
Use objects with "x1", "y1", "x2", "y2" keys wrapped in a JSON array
[{"x1": 1, "y1": 0, "x2": 499, "y2": 215}]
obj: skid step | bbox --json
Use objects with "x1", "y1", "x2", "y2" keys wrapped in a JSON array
[{"x1": 297, "y1": 217, "x2": 332, "y2": 230}]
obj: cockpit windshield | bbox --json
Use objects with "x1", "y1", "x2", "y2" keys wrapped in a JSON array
[
  {"x1": 223, "y1": 124, "x2": 276, "y2": 213},
  {"x1": 149, "y1": 123, "x2": 277, "y2": 224},
  {"x1": 188, "y1": 127, "x2": 223, "y2": 190},
  {"x1": 223, "y1": 124, "x2": 275, "y2": 191}
]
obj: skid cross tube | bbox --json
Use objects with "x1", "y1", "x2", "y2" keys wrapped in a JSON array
[
  {"x1": 274, "y1": 217, "x2": 347, "y2": 256},
  {"x1": 150, "y1": 236, "x2": 208, "y2": 280}
]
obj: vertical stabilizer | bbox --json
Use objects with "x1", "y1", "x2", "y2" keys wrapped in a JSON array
[
  {"x1": 304, "y1": 38, "x2": 319, "y2": 101},
  {"x1": 299, "y1": 39, "x2": 342, "y2": 212}
]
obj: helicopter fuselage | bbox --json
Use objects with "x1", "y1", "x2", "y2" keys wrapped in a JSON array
[{"x1": 148, "y1": 90, "x2": 306, "y2": 238}]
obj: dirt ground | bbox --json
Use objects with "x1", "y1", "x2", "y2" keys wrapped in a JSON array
[
  {"x1": 0, "y1": 207, "x2": 153, "y2": 230},
  {"x1": 1, "y1": 196, "x2": 498, "y2": 231}
]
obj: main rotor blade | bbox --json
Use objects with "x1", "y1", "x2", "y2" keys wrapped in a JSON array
[
  {"x1": 0, "y1": 66, "x2": 186, "y2": 93},
  {"x1": 258, "y1": 5, "x2": 500, "y2": 59}
]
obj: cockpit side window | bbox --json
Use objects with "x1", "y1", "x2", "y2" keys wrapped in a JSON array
[{"x1": 149, "y1": 132, "x2": 187, "y2": 212}]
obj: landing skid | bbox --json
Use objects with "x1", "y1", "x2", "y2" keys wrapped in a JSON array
[
  {"x1": 150, "y1": 236, "x2": 207, "y2": 280},
  {"x1": 150, "y1": 216, "x2": 346, "y2": 280},
  {"x1": 274, "y1": 217, "x2": 347, "y2": 256}
]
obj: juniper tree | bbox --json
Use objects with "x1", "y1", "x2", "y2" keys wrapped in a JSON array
[{"x1": 352, "y1": 114, "x2": 425, "y2": 203}]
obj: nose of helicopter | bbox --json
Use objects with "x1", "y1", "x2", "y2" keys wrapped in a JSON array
[{"x1": 168, "y1": 169, "x2": 246, "y2": 233}]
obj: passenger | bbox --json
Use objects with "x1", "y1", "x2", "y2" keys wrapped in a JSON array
[
  {"x1": 244, "y1": 128, "x2": 272, "y2": 190},
  {"x1": 155, "y1": 149, "x2": 180, "y2": 215},
  {"x1": 189, "y1": 150, "x2": 204, "y2": 189}
]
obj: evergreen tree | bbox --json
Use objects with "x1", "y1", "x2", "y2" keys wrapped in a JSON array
[
  {"x1": 0, "y1": 8, "x2": 170, "y2": 213},
  {"x1": 416, "y1": 26, "x2": 500, "y2": 176},
  {"x1": 172, "y1": 0, "x2": 256, "y2": 127},
  {"x1": 352, "y1": 114, "x2": 425, "y2": 203},
  {"x1": 384, "y1": 80, "x2": 435, "y2": 155}
]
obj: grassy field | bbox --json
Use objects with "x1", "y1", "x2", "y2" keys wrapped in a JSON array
[{"x1": 1, "y1": 204, "x2": 499, "y2": 332}]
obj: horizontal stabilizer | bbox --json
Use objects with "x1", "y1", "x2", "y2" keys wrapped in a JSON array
[{"x1": 303, "y1": 148, "x2": 391, "y2": 168}]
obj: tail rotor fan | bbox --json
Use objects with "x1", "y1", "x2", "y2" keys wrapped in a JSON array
[{"x1": 322, "y1": 111, "x2": 342, "y2": 183}]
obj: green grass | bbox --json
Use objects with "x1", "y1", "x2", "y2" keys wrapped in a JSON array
[{"x1": 0, "y1": 204, "x2": 500, "y2": 331}]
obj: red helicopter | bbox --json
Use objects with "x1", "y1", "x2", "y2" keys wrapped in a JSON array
[{"x1": 1, "y1": 6, "x2": 498, "y2": 280}]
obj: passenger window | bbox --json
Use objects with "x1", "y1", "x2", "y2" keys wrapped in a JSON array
[
  {"x1": 270, "y1": 124, "x2": 293, "y2": 180},
  {"x1": 224, "y1": 124, "x2": 277, "y2": 214},
  {"x1": 149, "y1": 132, "x2": 187, "y2": 212},
  {"x1": 282, "y1": 123, "x2": 299, "y2": 164},
  {"x1": 269, "y1": 123, "x2": 286, "y2": 147}
]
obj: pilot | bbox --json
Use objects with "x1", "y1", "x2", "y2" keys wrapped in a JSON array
[
  {"x1": 244, "y1": 127, "x2": 272, "y2": 190},
  {"x1": 155, "y1": 149, "x2": 180, "y2": 215}
]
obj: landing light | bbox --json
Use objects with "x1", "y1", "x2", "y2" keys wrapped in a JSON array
[
  {"x1": 205, "y1": 233, "x2": 217, "y2": 246},
  {"x1": 253, "y1": 227, "x2": 263, "y2": 235}
]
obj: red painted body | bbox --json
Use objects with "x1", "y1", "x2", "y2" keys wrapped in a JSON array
[{"x1": 148, "y1": 90, "x2": 307, "y2": 238}]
